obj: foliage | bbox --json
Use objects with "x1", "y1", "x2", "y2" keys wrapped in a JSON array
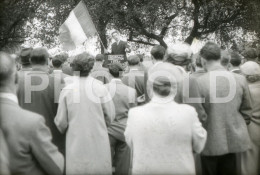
[{"x1": 0, "y1": 0, "x2": 259, "y2": 52}]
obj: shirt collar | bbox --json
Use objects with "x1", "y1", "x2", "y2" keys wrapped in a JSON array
[
  {"x1": 151, "y1": 94, "x2": 175, "y2": 104},
  {"x1": 111, "y1": 78, "x2": 122, "y2": 83},
  {"x1": 0, "y1": 93, "x2": 18, "y2": 104},
  {"x1": 129, "y1": 68, "x2": 139, "y2": 72},
  {"x1": 53, "y1": 70, "x2": 62, "y2": 73},
  {"x1": 230, "y1": 68, "x2": 240, "y2": 72}
]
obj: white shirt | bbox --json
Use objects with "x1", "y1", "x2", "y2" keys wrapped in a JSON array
[{"x1": 0, "y1": 93, "x2": 18, "y2": 104}]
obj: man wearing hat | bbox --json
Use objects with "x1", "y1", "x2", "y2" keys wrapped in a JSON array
[
  {"x1": 122, "y1": 55, "x2": 145, "y2": 103},
  {"x1": 164, "y1": 43, "x2": 207, "y2": 122},
  {"x1": 124, "y1": 62, "x2": 207, "y2": 175},
  {"x1": 240, "y1": 61, "x2": 260, "y2": 175}
]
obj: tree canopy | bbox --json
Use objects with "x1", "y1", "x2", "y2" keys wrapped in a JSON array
[{"x1": 0, "y1": 0, "x2": 259, "y2": 52}]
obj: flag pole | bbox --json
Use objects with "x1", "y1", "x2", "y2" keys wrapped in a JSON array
[{"x1": 81, "y1": 0, "x2": 107, "y2": 52}]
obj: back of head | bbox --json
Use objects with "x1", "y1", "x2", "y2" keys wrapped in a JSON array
[
  {"x1": 71, "y1": 52, "x2": 95, "y2": 77},
  {"x1": 150, "y1": 45, "x2": 165, "y2": 61},
  {"x1": 95, "y1": 54, "x2": 105, "y2": 62},
  {"x1": 165, "y1": 43, "x2": 192, "y2": 66},
  {"x1": 109, "y1": 62, "x2": 123, "y2": 78},
  {"x1": 230, "y1": 51, "x2": 242, "y2": 67},
  {"x1": 127, "y1": 55, "x2": 140, "y2": 66},
  {"x1": 200, "y1": 42, "x2": 221, "y2": 61},
  {"x1": 242, "y1": 48, "x2": 257, "y2": 61},
  {"x1": 19, "y1": 47, "x2": 33, "y2": 66},
  {"x1": 30, "y1": 47, "x2": 49, "y2": 65},
  {"x1": 148, "y1": 63, "x2": 183, "y2": 98},
  {"x1": 220, "y1": 50, "x2": 231, "y2": 67},
  {"x1": 52, "y1": 54, "x2": 66, "y2": 68},
  {"x1": 0, "y1": 52, "x2": 16, "y2": 88}
]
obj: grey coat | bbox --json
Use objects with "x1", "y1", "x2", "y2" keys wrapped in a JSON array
[
  {"x1": 196, "y1": 65, "x2": 252, "y2": 155},
  {"x1": 0, "y1": 97, "x2": 64, "y2": 175}
]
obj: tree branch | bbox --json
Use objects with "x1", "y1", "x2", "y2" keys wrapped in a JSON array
[{"x1": 160, "y1": 12, "x2": 179, "y2": 37}]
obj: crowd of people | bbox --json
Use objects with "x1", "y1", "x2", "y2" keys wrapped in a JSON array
[{"x1": 0, "y1": 39, "x2": 260, "y2": 175}]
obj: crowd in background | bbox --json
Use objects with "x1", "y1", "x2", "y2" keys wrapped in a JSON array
[{"x1": 0, "y1": 40, "x2": 260, "y2": 175}]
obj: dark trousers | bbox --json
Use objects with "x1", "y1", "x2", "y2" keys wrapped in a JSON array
[
  {"x1": 109, "y1": 135, "x2": 130, "y2": 175},
  {"x1": 201, "y1": 153, "x2": 237, "y2": 175}
]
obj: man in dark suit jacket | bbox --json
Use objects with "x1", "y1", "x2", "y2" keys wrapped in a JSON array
[
  {"x1": 105, "y1": 63, "x2": 137, "y2": 175},
  {"x1": 0, "y1": 52, "x2": 64, "y2": 175},
  {"x1": 229, "y1": 50, "x2": 243, "y2": 74},
  {"x1": 197, "y1": 42, "x2": 252, "y2": 175},
  {"x1": 110, "y1": 31, "x2": 131, "y2": 56},
  {"x1": 17, "y1": 48, "x2": 65, "y2": 155}
]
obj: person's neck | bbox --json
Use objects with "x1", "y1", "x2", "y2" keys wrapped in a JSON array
[
  {"x1": 94, "y1": 62, "x2": 103, "y2": 67},
  {"x1": 205, "y1": 61, "x2": 222, "y2": 71},
  {"x1": 32, "y1": 64, "x2": 48, "y2": 72},
  {"x1": 0, "y1": 85, "x2": 16, "y2": 95},
  {"x1": 129, "y1": 66, "x2": 139, "y2": 70},
  {"x1": 229, "y1": 66, "x2": 239, "y2": 71},
  {"x1": 196, "y1": 67, "x2": 204, "y2": 72}
]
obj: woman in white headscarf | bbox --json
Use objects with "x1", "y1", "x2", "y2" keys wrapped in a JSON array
[
  {"x1": 240, "y1": 61, "x2": 260, "y2": 175},
  {"x1": 124, "y1": 62, "x2": 207, "y2": 175}
]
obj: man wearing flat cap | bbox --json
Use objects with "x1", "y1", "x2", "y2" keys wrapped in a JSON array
[{"x1": 122, "y1": 55, "x2": 145, "y2": 103}]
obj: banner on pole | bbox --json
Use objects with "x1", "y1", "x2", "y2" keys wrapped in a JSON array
[{"x1": 59, "y1": 1, "x2": 97, "y2": 51}]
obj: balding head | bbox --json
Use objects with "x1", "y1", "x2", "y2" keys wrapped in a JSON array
[{"x1": 0, "y1": 52, "x2": 16, "y2": 88}]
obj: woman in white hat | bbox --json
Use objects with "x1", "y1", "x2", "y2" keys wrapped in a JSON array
[
  {"x1": 124, "y1": 62, "x2": 207, "y2": 175},
  {"x1": 240, "y1": 61, "x2": 260, "y2": 175}
]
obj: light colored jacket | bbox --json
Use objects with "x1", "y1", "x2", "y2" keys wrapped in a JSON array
[
  {"x1": 196, "y1": 65, "x2": 252, "y2": 155},
  {"x1": 125, "y1": 98, "x2": 207, "y2": 175},
  {"x1": 55, "y1": 76, "x2": 115, "y2": 175},
  {"x1": 0, "y1": 97, "x2": 64, "y2": 175}
]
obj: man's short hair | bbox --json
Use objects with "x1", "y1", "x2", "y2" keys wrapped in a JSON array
[
  {"x1": 242, "y1": 48, "x2": 257, "y2": 60},
  {"x1": 0, "y1": 52, "x2": 15, "y2": 87},
  {"x1": 109, "y1": 62, "x2": 123, "y2": 78},
  {"x1": 200, "y1": 42, "x2": 221, "y2": 61},
  {"x1": 30, "y1": 48, "x2": 49, "y2": 65},
  {"x1": 150, "y1": 45, "x2": 165, "y2": 61},
  {"x1": 230, "y1": 51, "x2": 242, "y2": 67},
  {"x1": 19, "y1": 48, "x2": 33, "y2": 65},
  {"x1": 52, "y1": 54, "x2": 65, "y2": 68},
  {"x1": 95, "y1": 54, "x2": 105, "y2": 62},
  {"x1": 71, "y1": 52, "x2": 95, "y2": 77},
  {"x1": 127, "y1": 55, "x2": 140, "y2": 66}
]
